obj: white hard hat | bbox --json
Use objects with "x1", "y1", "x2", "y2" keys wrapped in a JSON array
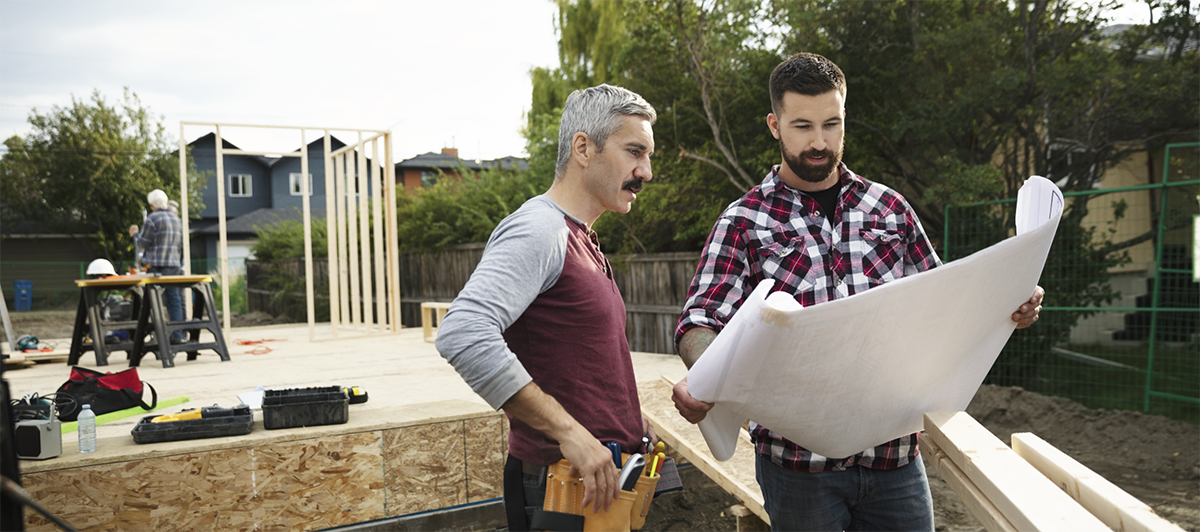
[{"x1": 86, "y1": 258, "x2": 117, "y2": 276}]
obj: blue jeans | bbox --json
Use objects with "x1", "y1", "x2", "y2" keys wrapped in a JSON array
[
  {"x1": 147, "y1": 266, "x2": 186, "y2": 342},
  {"x1": 756, "y1": 454, "x2": 934, "y2": 531}
]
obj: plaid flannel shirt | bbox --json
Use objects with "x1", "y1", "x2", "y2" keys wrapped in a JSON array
[
  {"x1": 676, "y1": 164, "x2": 942, "y2": 472},
  {"x1": 137, "y1": 209, "x2": 183, "y2": 269}
]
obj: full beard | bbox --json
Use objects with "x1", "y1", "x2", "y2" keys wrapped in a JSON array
[{"x1": 781, "y1": 141, "x2": 842, "y2": 184}]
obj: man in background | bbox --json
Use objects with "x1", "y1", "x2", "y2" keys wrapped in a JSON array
[{"x1": 129, "y1": 189, "x2": 187, "y2": 344}]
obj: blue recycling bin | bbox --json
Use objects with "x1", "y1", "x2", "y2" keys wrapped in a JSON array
[{"x1": 13, "y1": 280, "x2": 33, "y2": 312}]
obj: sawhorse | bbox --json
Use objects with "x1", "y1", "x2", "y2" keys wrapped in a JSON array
[{"x1": 129, "y1": 275, "x2": 231, "y2": 368}]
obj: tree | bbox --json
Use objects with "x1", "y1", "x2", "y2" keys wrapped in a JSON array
[
  {"x1": 776, "y1": 0, "x2": 1196, "y2": 388},
  {"x1": 777, "y1": 0, "x2": 1198, "y2": 241},
  {"x1": 526, "y1": 0, "x2": 784, "y2": 254},
  {"x1": 0, "y1": 88, "x2": 207, "y2": 262}
]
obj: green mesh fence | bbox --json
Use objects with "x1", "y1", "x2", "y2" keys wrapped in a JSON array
[
  {"x1": 1, "y1": 258, "x2": 247, "y2": 314},
  {"x1": 945, "y1": 143, "x2": 1199, "y2": 424}
]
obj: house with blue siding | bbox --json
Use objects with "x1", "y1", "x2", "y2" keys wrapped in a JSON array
[{"x1": 187, "y1": 133, "x2": 379, "y2": 270}]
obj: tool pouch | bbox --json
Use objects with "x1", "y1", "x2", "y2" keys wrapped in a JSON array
[
  {"x1": 629, "y1": 470, "x2": 660, "y2": 530},
  {"x1": 534, "y1": 458, "x2": 651, "y2": 532}
]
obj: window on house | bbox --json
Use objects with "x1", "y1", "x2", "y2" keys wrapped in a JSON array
[
  {"x1": 290, "y1": 173, "x2": 314, "y2": 195},
  {"x1": 421, "y1": 170, "x2": 438, "y2": 188},
  {"x1": 229, "y1": 174, "x2": 252, "y2": 197}
]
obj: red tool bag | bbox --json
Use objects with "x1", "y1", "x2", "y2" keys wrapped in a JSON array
[{"x1": 55, "y1": 367, "x2": 157, "y2": 421}]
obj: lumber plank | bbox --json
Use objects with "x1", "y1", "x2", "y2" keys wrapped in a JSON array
[
  {"x1": 923, "y1": 436, "x2": 1018, "y2": 532},
  {"x1": 1011, "y1": 432, "x2": 1185, "y2": 532},
  {"x1": 924, "y1": 412, "x2": 1109, "y2": 531},
  {"x1": 19, "y1": 348, "x2": 69, "y2": 362},
  {"x1": 639, "y1": 377, "x2": 767, "y2": 524}
]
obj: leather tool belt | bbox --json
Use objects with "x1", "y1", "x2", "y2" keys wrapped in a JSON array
[{"x1": 530, "y1": 456, "x2": 660, "y2": 531}]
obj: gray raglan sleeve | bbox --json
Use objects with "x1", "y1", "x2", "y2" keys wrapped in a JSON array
[{"x1": 434, "y1": 206, "x2": 567, "y2": 409}]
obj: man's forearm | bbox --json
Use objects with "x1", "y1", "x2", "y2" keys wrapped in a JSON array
[
  {"x1": 679, "y1": 327, "x2": 716, "y2": 369},
  {"x1": 501, "y1": 381, "x2": 587, "y2": 444}
]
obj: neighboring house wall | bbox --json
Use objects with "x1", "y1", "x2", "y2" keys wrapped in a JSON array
[
  {"x1": 189, "y1": 133, "x2": 272, "y2": 220},
  {"x1": 1081, "y1": 150, "x2": 1156, "y2": 274},
  {"x1": 268, "y1": 137, "x2": 387, "y2": 210}
]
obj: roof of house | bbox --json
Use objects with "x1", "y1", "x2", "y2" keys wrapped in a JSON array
[
  {"x1": 189, "y1": 133, "x2": 354, "y2": 168},
  {"x1": 396, "y1": 151, "x2": 483, "y2": 170},
  {"x1": 192, "y1": 207, "x2": 328, "y2": 236},
  {"x1": 395, "y1": 152, "x2": 529, "y2": 171},
  {"x1": 482, "y1": 155, "x2": 530, "y2": 171}
]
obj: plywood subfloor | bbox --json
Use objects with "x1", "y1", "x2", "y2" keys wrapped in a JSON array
[{"x1": 6, "y1": 323, "x2": 688, "y2": 455}]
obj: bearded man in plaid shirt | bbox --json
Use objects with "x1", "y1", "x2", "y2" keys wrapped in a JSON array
[{"x1": 672, "y1": 53, "x2": 1045, "y2": 531}]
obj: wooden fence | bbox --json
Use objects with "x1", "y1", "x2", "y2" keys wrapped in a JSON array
[{"x1": 246, "y1": 246, "x2": 701, "y2": 354}]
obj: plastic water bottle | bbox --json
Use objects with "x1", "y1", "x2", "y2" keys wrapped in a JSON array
[{"x1": 78, "y1": 404, "x2": 96, "y2": 453}]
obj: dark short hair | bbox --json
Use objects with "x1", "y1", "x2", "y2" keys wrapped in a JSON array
[{"x1": 769, "y1": 53, "x2": 846, "y2": 114}]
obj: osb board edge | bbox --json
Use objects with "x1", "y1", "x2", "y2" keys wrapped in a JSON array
[{"x1": 21, "y1": 402, "x2": 501, "y2": 474}]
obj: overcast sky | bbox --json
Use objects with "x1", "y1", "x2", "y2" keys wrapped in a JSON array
[
  {"x1": 0, "y1": 0, "x2": 561, "y2": 162},
  {"x1": 1, "y1": 1, "x2": 1155, "y2": 163}
]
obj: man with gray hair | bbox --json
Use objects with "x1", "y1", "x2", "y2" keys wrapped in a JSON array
[
  {"x1": 129, "y1": 189, "x2": 187, "y2": 344},
  {"x1": 436, "y1": 84, "x2": 657, "y2": 530}
]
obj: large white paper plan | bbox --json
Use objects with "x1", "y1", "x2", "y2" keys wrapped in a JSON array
[{"x1": 687, "y1": 176, "x2": 1064, "y2": 460}]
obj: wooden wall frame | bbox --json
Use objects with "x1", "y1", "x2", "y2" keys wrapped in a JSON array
[{"x1": 178, "y1": 122, "x2": 400, "y2": 340}]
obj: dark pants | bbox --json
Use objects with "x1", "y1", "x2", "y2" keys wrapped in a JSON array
[
  {"x1": 503, "y1": 454, "x2": 548, "y2": 531},
  {"x1": 147, "y1": 265, "x2": 186, "y2": 342}
]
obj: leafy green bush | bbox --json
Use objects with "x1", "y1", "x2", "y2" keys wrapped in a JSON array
[
  {"x1": 395, "y1": 166, "x2": 551, "y2": 251},
  {"x1": 209, "y1": 273, "x2": 248, "y2": 315},
  {"x1": 252, "y1": 217, "x2": 328, "y2": 262}
]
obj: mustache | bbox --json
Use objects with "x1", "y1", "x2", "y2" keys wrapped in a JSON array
[
  {"x1": 800, "y1": 148, "x2": 835, "y2": 161},
  {"x1": 622, "y1": 179, "x2": 644, "y2": 193}
]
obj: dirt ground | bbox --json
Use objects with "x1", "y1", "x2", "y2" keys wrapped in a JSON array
[{"x1": 5, "y1": 312, "x2": 1198, "y2": 531}]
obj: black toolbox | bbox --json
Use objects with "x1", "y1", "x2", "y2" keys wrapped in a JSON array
[
  {"x1": 131, "y1": 405, "x2": 254, "y2": 444},
  {"x1": 262, "y1": 386, "x2": 349, "y2": 430}
]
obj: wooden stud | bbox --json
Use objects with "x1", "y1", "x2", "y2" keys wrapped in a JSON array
[
  {"x1": 385, "y1": 133, "x2": 400, "y2": 331},
  {"x1": 372, "y1": 138, "x2": 386, "y2": 330},
  {"x1": 356, "y1": 133, "x2": 371, "y2": 327},
  {"x1": 346, "y1": 147, "x2": 362, "y2": 329},
  {"x1": 336, "y1": 152, "x2": 352, "y2": 330},
  {"x1": 178, "y1": 126, "x2": 189, "y2": 276},
  {"x1": 301, "y1": 129, "x2": 316, "y2": 339},
  {"x1": 1011, "y1": 432, "x2": 1185, "y2": 532},
  {"x1": 214, "y1": 125, "x2": 231, "y2": 334},
  {"x1": 180, "y1": 120, "x2": 386, "y2": 133},
  {"x1": 924, "y1": 412, "x2": 1109, "y2": 531},
  {"x1": 323, "y1": 132, "x2": 340, "y2": 335},
  {"x1": 220, "y1": 149, "x2": 301, "y2": 157},
  {"x1": 923, "y1": 434, "x2": 1018, "y2": 532}
]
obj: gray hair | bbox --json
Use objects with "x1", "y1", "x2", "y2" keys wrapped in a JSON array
[
  {"x1": 147, "y1": 189, "x2": 169, "y2": 210},
  {"x1": 555, "y1": 84, "x2": 656, "y2": 177}
]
